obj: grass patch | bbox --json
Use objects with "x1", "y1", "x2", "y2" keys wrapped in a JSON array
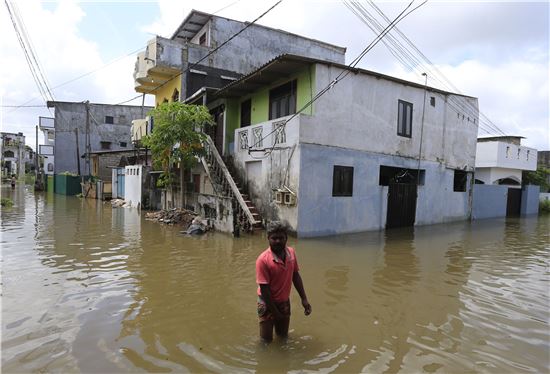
[
  {"x1": 540, "y1": 199, "x2": 550, "y2": 214},
  {"x1": 1, "y1": 198, "x2": 13, "y2": 207}
]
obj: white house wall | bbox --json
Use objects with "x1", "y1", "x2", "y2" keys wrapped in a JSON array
[
  {"x1": 476, "y1": 141, "x2": 537, "y2": 170},
  {"x1": 306, "y1": 64, "x2": 479, "y2": 171}
]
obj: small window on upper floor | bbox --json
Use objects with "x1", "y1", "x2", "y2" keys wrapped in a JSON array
[
  {"x1": 333, "y1": 165, "x2": 354, "y2": 197},
  {"x1": 241, "y1": 99, "x2": 251, "y2": 127},
  {"x1": 120, "y1": 142, "x2": 127, "y2": 148},
  {"x1": 269, "y1": 80, "x2": 296, "y2": 120},
  {"x1": 397, "y1": 100, "x2": 413, "y2": 138},
  {"x1": 506, "y1": 146, "x2": 510, "y2": 158},
  {"x1": 101, "y1": 141, "x2": 111, "y2": 150},
  {"x1": 430, "y1": 97, "x2": 436, "y2": 107},
  {"x1": 517, "y1": 148, "x2": 521, "y2": 159},
  {"x1": 199, "y1": 33, "x2": 207, "y2": 46},
  {"x1": 527, "y1": 150, "x2": 530, "y2": 161},
  {"x1": 105, "y1": 116, "x2": 114, "y2": 124}
]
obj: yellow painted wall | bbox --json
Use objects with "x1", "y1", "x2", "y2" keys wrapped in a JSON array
[{"x1": 153, "y1": 76, "x2": 182, "y2": 106}]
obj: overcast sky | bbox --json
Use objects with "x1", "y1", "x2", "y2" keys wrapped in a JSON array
[{"x1": 1, "y1": 0, "x2": 548, "y2": 151}]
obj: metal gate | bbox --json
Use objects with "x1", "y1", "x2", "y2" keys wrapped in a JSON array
[
  {"x1": 506, "y1": 188, "x2": 522, "y2": 216},
  {"x1": 116, "y1": 168, "x2": 125, "y2": 198},
  {"x1": 387, "y1": 183, "x2": 417, "y2": 229}
]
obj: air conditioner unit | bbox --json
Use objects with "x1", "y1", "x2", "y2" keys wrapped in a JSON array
[
  {"x1": 284, "y1": 193, "x2": 296, "y2": 206},
  {"x1": 274, "y1": 191, "x2": 284, "y2": 204}
]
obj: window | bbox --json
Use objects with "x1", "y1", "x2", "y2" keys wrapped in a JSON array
[
  {"x1": 119, "y1": 142, "x2": 127, "y2": 147},
  {"x1": 199, "y1": 33, "x2": 207, "y2": 46},
  {"x1": 397, "y1": 100, "x2": 413, "y2": 137},
  {"x1": 240, "y1": 99, "x2": 251, "y2": 127},
  {"x1": 100, "y1": 141, "x2": 111, "y2": 150},
  {"x1": 332, "y1": 165, "x2": 354, "y2": 197},
  {"x1": 430, "y1": 97, "x2": 436, "y2": 107},
  {"x1": 527, "y1": 150, "x2": 530, "y2": 161},
  {"x1": 506, "y1": 146, "x2": 510, "y2": 158},
  {"x1": 48, "y1": 164, "x2": 53, "y2": 172},
  {"x1": 105, "y1": 116, "x2": 114, "y2": 124},
  {"x1": 517, "y1": 149, "x2": 521, "y2": 159},
  {"x1": 269, "y1": 80, "x2": 296, "y2": 120},
  {"x1": 453, "y1": 170, "x2": 468, "y2": 192}
]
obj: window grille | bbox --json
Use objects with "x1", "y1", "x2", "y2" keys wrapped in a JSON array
[
  {"x1": 273, "y1": 122, "x2": 286, "y2": 145},
  {"x1": 239, "y1": 130, "x2": 249, "y2": 150},
  {"x1": 252, "y1": 127, "x2": 263, "y2": 148}
]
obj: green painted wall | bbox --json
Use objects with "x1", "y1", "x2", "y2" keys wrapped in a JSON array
[{"x1": 225, "y1": 65, "x2": 316, "y2": 142}]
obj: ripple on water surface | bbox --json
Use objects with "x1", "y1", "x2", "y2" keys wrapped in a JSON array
[{"x1": 1, "y1": 187, "x2": 549, "y2": 372}]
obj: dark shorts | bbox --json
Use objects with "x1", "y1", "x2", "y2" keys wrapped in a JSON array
[{"x1": 257, "y1": 298, "x2": 291, "y2": 322}]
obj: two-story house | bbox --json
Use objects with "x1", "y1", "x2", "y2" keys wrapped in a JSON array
[
  {"x1": 38, "y1": 116, "x2": 55, "y2": 175},
  {"x1": 46, "y1": 101, "x2": 152, "y2": 176},
  {"x1": 196, "y1": 55, "x2": 480, "y2": 236},
  {"x1": 1, "y1": 132, "x2": 26, "y2": 179}
]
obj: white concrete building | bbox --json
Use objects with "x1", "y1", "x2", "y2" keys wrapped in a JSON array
[
  {"x1": 475, "y1": 135, "x2": 537, "y2": 188},
  {"x1": 38, "y1": 116, "x2": 55, "y2": 175},
  {"x1": 202, "y1": 55, "x2": 480, "y2": 237},
  {"x1": 1, "y1": 132, "x2": 26, "y2": 178}
]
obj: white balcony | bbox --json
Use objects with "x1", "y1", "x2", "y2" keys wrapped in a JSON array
[
  {"x1": 476, "y1": 141, "x2": 537, "y2": 171},
  {"x1": 134, "y1": 36, "x2": 184, "y2": 94}
]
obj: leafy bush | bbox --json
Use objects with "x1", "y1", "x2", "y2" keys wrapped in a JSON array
[
  {"x1": 540, "y1": 199, "x2": 550, "y2": 214},
  {"x1": 1, "y1": 198, "x2": 13, "y2": 207}
]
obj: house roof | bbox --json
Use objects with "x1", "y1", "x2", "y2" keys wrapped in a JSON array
[
  {"x1": 171, "y1": 10, "x2": 346, "y2": 54},
  {"x1": 172, "y1": 10, "x2": 212, "y2": 40},
  {"x1": 477, "y1": 135, "x2": 524, "y2": 140},
  {"x1": 214, "y1": 54, "x2": 477, "y2": 99}
]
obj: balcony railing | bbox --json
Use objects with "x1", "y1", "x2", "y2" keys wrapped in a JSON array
[{"x1": 235, "y1": 115, "x2": 303, "y2": 155}]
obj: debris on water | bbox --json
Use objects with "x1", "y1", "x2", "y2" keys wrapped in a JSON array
[
  {"x1": 111, "y1": 199, "x2": 130, "y2": 208},
  {"x1": 184, "y1": 216, "x2": 208, "y2": 235},
  {"x1": 145, "y1": 208, "x2": 198, "y2": 227}
]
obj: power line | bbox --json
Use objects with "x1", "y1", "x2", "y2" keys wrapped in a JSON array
[
  {"x1": 346, "y1": 0, "x2": 507, "y2": 136},
  {"x1": 247, "y1": 0, "x2": 427, "y2": 159},
  {"x1": 8, "y1": 46, "x2": 144, "y2": 113}
]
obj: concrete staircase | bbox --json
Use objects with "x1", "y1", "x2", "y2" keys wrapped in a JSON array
[{"x1": 201, "y1": 135, "x2": 263, "y2": 232}]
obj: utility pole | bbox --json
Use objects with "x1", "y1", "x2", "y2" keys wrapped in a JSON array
[
  {"x1": 417, "y1": 73, "x2": 428, "y2": 187},
  {"x1": 75, "y1": 128, "x2": 81, "y2": 176},
  {"x1": 85, "y1": 101, "x2": 91, "y2": 177}
]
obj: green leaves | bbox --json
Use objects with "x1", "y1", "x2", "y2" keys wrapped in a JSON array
[{"x1": 143, "y1": 102, "x2": 213, "y2": 188}]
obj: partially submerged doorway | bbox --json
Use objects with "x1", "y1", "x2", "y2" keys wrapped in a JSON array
[{"x1": 379, "y1": 166, "x2": 423, "y2": 229}]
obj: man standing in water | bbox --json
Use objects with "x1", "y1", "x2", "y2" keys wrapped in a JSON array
[{"x1": 256, "y1": 221, "x2": 312, "y2": 342}]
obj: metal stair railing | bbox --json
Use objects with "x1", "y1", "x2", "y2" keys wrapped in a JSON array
[{"x1": 201, "y1": 135, "x2": 259, "y2": 227}]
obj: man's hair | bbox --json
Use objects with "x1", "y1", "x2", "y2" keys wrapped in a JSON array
[{"x1": 267, "y1": 221, "x2": 288, "y2": 236}]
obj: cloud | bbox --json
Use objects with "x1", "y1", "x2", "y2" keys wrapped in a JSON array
[
  {"x1": 2, "y1": 0, "x2": 548, "y2": 154},
  {"x1": 0, "y1": 0, "x2": 152, "y2": 150}
]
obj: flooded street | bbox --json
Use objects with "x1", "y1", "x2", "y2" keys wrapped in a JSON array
[{"x1": 2, "y1": 184, "x2": 549, "y2": 373}]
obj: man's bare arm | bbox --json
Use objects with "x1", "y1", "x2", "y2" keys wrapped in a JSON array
[{"x1": 293, "y1": 272, "x2": 312, "y2": 315}]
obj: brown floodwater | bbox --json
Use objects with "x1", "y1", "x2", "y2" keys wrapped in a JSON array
[{"x1": 1, "y1": 184, "x2": 549, "y2": 373}]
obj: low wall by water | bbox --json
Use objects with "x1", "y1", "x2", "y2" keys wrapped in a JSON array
[
  {"x1": 521, "y1": 185, "x2": 540, "y2": 215},
  {"x1": 472, "y1": 185, "x2": 507, "y2": 219},
  {"x1": 540, "y1": 192, "x2": 550, "y2": 202}
]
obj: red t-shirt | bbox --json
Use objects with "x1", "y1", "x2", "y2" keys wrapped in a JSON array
[{"x1": 256, "y1": 247, "x2": 300, "y2": 302}]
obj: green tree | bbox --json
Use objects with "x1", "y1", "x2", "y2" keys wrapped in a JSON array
[
  {"x1": 142, "y1": 102, "x2": 213, "y2": 206},
  {"x1": 522, "y1": 166, "x2": 550, "y2": 192}
]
